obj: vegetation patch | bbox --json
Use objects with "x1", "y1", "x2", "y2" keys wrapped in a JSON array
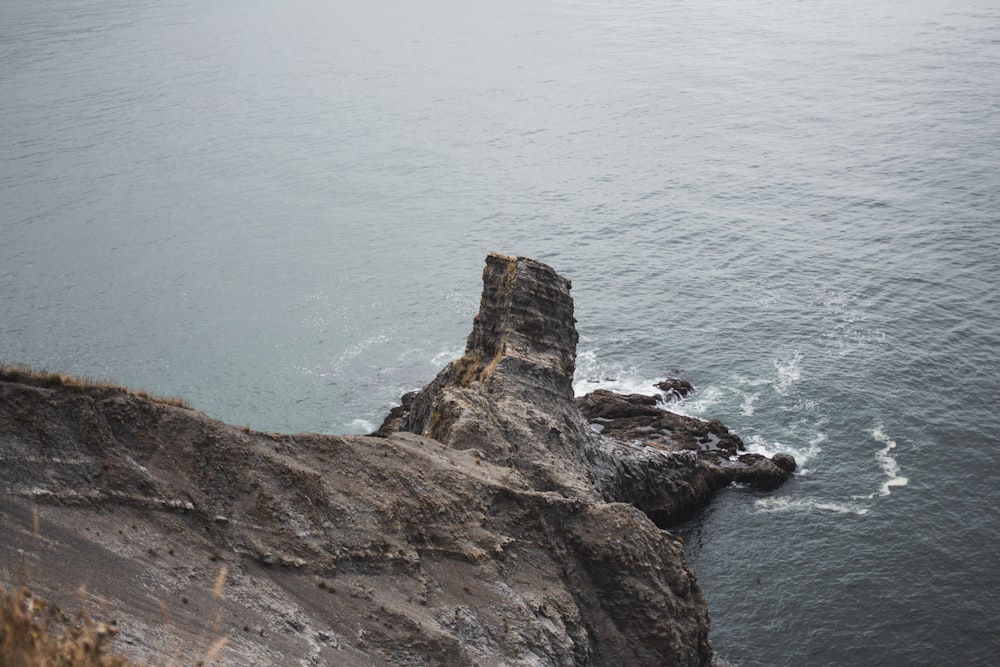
[
  {"x1": 0, "y1": 584, "x2": 140, "y2": 667},
  {"x1": 450, "y1": 351, "x2": 485, "y2": 388},
  {"x1": 0, "y1": 364, "x2": 192, "y2": 410}
]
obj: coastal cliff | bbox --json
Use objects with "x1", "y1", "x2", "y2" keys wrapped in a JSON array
[
  {"x1": 376, "y1": 253, "x2": 795, "y2": 526},
  {"x1": 1, "y1": 253, "x2": 792, "y2": 666}
]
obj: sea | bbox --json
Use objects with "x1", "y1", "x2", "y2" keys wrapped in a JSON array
[{"x1": 2, "y1": 0, "x2": 998, "y2": 664}]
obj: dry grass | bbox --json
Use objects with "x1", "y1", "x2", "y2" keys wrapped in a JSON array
[
  {"x1": 1, "y1": 576, "x2": 232, "y2": 667},
  {"x1": 0, "y1": 584, "x2": 139, "y2": 667},
  {"x1": 0, "y1": 364, "x2": 191, "y2": 410},
  {"x1": 450, "y1": 350, "x2": 485, "y2": 388}
]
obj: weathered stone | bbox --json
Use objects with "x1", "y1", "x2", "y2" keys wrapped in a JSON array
[
  {"x1": 772, "y1": 452, "x2": 798, "y2": 473},
  {"x1": 0, "y1": 253, "x2": 792, "y2": 667},
  {"x1": 377, "y1": 253, "x2": 599, "y2": 496}
]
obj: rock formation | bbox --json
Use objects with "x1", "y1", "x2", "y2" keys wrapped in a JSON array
[
  {"x1": 0, "y1": 253, "x2": 794, "y2": 666},
  {"x1": 377, "y1": 253, "x2": 795, "y2": 527}
]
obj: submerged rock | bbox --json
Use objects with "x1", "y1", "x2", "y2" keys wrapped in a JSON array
[{"x1": 0, "y1": 253, "x2": 794, "y2": 666}]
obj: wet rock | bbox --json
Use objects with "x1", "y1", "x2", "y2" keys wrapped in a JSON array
[
  {"x1": 655, "y1": 378, "x2": 695, "y2": 402},
  {"x1": 772, "y1": 452, "x2": 798, "y2": 473},
  {"x1": 732, "y1": 454, "x2": 792, "y2": 490}
]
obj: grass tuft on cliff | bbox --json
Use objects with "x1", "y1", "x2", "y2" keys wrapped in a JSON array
[
  {"x1": 0, "y1": 364, "x2": 191, "y2": 410},
  {"x1": 0, "y1": 585, "x2": 141, "y2": 667}
]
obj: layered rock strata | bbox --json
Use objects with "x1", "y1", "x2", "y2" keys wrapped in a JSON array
[
  {"x1": 1, "y1": 253, "x2": 793, "y2": 666},
  {"x1": 376, "y1": 252, "x2": 795, "y2": 527},
  {"x1": 376, "y1": 253, "x2": 599, "y2": 496}
]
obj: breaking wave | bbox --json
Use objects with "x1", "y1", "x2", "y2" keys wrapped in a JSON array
[
  {"x1": 743, "y1": 431, "x2": 824, "y2": 470},
  {"x1": 345, "y1": 418, "x2": 376, "y2": 435},
  {"x1": 572, "y1": 349, "x2": 665, "y2": 397}
]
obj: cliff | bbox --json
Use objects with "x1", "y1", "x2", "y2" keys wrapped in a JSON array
[
  {"x1": 0, "y1": 253, "x2": 792, "y2": 666},
  {"x1": 376, "y1": 253, "x2": 794, "y2": 526}
]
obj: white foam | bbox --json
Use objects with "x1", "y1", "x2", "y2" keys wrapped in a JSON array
[
  {"x1": 871, "y1": 426, "x2": 909, "y2": 496},
  {"x1": 739, "y1": 392, "x2": 759, "y2": 416},
  {"x1": 572, "y1": 349, "x2": 662, "y2": 397},
  {"x1": 668, "y1": 385, "x2": 721, "y2": 416},
  {"x1": 344, "y1": 418, "x2": 375, "y2": 435},
  {"x1": 743, "y1": 433, "x2": 776, "y2": 457},
  {"x1": 754, "y1": 496, "x2": 870, "y2": 516},
  {"x1": 304, "y1": 334, "x2": 390, "y2": 377},
  {"x1": 431, "y1": 345, "x2": 464, "y2": 366},
  {"x1": 773, "y1": 351, "x2": 803, "y2": 394},
  {"x1": 742, "y1": 431, "x2": 823, "y2": 468},
  {"x1": 732, "y1": 374, "x2": 772, "y2": 388}
]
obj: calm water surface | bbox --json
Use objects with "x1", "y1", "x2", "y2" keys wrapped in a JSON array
[{"x1": 2, "y1": 0, "x2": 999, "y2": 664}]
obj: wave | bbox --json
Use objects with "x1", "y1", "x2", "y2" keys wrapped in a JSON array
[
  {"x1": 431, "y1": 345, "x2": 465, "y2": 366},
  {"x1": 739, "y1": 391, "x2": 759, "y2": 416},
  {"x1": 573, "y1": 349, "x2": 911, "y2": 519},
  {"x1": 743, "y1": 431, "x2": 824, "y2": 470},
  {"x1": 754, "y1": 496, "x2": 870, "y2": 516},
  {"x1": 760, "y1": 426, "x2": 908, "y2": 516},
  {"x1": 572, "y1": 349, "x2": 665, "y2": 397},
  {"x1": 344, "y1": 418, "x2": 375, "y2": 435},
  {"x1": 865, "y1": 425, "x2": 909, "y2": 497},
  {"x1": 671, "y1": 385, "x2": 722, "y2": 416},
  {"x1": 773, "y1": 350, "x2": 803, "y2": 395}
]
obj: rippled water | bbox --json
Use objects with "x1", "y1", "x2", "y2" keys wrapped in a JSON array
[{"x1": 2, "y1": 0, "x2": 999, "y2": 664}]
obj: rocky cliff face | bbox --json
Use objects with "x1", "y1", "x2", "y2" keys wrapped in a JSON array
[
  {"x1": 0, "y1": 253, "x2": 793, "y2": 666},
  {"x1": 376, "y1": 253, "x2": 795, "y2": 527},
  {"x1": 376, "y1": 254, "x2": 599, "y2": 496}
]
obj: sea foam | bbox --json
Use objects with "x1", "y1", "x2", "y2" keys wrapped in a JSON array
[
  {"x1": 754, "y1": 496, "x2": 870, "y2": 516},
  {"x1": 346, "y1": 418, "x2": 376, "y2": 435},
  {"x1": 431, "y1": 345, "x2": 465, "y2": 366},
  {"x1": 773, "y1": 351, "x2": 803, "y2": 395},
  {"x1": 739, "y1": 392, "x2": 759, "y2": 416},
  {"x1": 872, "y1": 425, "x2": 909, "y2": 496},
  {"x1": 572, "y1": 349, "x2": 664, "y2": 398}
]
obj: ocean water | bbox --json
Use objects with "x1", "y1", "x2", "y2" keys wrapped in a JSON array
[{"x1": 2, "y1": 0, "x2": 999, "y2": 664}]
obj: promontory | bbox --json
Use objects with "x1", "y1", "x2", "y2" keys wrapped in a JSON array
[{"x1": 0, "y1": 253, "x2": 793, "y2": 666}]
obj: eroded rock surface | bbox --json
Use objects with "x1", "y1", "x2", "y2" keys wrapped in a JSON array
[
  {"x1": 377, "y1": 253, "x2": 795, "y2": 527},
  {"x1": 576, "y1": 388, "x2": 795, "y2": 525},
  {"x1": 376, "y1": 253, "x2": 599, "y2": 496},
  {"x1": 1, "y1": 253, "x2": 794, "y2": 666}
]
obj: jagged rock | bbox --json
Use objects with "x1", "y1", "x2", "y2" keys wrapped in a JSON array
[
  {"x1": 576, "y1": 390, "x2": 663, "y2": 420},
  {"x1": 0, "y1": 376, "x2": 714, "y2": 666},
  {"x1": 573, "y1": 386, "x2": 795, "y2": 516},
  {"x1": 656, "y1": 379, "x2": 695, "y2": 402},
  {"x1": 376, "y1": 253, "x2": 600, "y2": 496},
  {"x1": 731, "y1": 454, "x2": 793, "y2": 490},
  {"x1": 373, "y1": 251, "x2": 796, "y2": 525},
  {"x1": 576, "y1": 390, "x2": 745, "y2": 456},
  {"x1": 1, "y1": 253, "x2": 795, "y2": 666}
]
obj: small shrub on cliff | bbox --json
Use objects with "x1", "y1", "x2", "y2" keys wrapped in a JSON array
[{"x1": 0, "y1": 584, "x2": 140, "y2": 667}]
